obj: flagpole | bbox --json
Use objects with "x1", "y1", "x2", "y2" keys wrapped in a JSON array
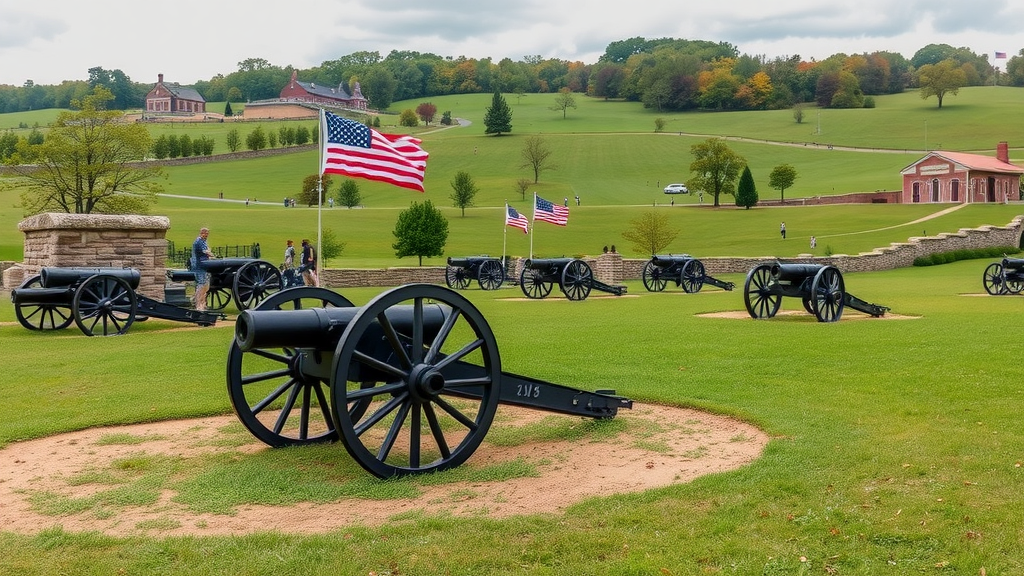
[
  {"x1": 502, "y1": 203, "x2": 508, "y2": 264},
  {"x1": 529, "y1": 192, "x2": 536, "y2": 260},
  {"x1": 316, "y1": 109, "x2": 325, "y2": 277}
]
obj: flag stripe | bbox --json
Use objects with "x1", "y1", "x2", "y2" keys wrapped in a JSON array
[
  {"x1": 534, "y1": 195, "x2": 568, "y2": 226},
  {"x1": 505, "y1": 204, "x2": 529, "y2": 233},
  {"x1": 321, "y1": 110, "x2": 428, "y2": 192}
]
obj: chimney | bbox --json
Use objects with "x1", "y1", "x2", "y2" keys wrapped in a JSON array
[
  {"x1": 997, "y1": 141, "x2": 1009, "y2": 163},
  {"x1": 158, "y1": 73, "x2": 164, "y2": 84}
]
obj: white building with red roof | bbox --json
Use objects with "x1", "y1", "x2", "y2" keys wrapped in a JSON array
[{"x1": 901, "y1": 142, "x2": 1023, "y2": 203}]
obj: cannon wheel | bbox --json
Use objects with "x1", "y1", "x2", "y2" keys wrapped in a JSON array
[
  {"x1": 561, "y1": 260, "x2": 593, "y2": 301},
  {"x1": 330, "y1": 284, "x2": 501, "y2": 478},
  {"x1": 810, "y1": 266, "x2": 846, "y2": 322},
  {"x1": 227, "y1": 287, "x2": 357, "y2": 447},
  {"x1": 982, "y1": 263, "x2": 1008, "y2": 295},
  {"x1": 13, "y1": 275, "x2": 75, "y2": 331},
  {"x1": 233, "y1": 260, "x2": 283, "y2": 311},
  {"x1": 444, "y1": 265, "x2": 471, "y2": 290},
  {"x1": 206, "y1": 286, "x2": 233, "y2": 310},
  {"x1": 519, "y1": 268, "x2": 553, "y2": 299},
  {"x1": 72, "y1": 274, "x2": 138, "y2": 336},
  {"x1": 743, "y1": 264, "x2": 781, "y2": 319},
  {"x1": 641, "y1": 261, "x2": 667, "y2": 292},
  {"x1": 680, "y1": 259, "x2": 706, "y2": 293},
  {"x1": 477, "y1": 259, "x2": 505, "y2": 291}
]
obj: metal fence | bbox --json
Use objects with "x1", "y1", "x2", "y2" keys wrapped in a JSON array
[{"x1": 166, "y1": 241, "x2": 262, "y2": 268}]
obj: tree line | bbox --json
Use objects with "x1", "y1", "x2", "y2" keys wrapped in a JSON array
[{"x1": 1, "y1": 40, "x2": 1021, "y2": 114}]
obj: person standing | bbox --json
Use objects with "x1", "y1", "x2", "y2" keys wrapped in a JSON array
[
  {"x1": 810, "y1": 236, "x2": 816, "y2": 250},
  {"x1": 780, "y1": 222, "x2": 787, "y2": 239},
  {"x1": 191, "y1": 227, "x2": 214, "y2": 310},
  {"x1": 300, "y1": 239, "x2": 319, "y2": 287},
  {"x1": 575, "y1": 195, "x2": 580, "y2": 206}
]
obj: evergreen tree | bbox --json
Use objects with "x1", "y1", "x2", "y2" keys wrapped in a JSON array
[
  {"x1": 735, "y1": 165, "x2": 758, "y2": 209},
  {"x1": 483, "y1": 91, "x2": 513, "y2": 135},
  {"x1": 224, "y1": 101, "x2": 233, "y2": 117},
  {"x1": 392, "y1": 200, "x2": 449, "y2": 266}
]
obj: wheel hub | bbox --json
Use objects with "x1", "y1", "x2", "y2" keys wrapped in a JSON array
[{"x1": 409, "y1": 363, "x2": 445, "y2": 400}]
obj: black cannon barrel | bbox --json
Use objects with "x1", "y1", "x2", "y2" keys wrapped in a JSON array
[
  {"x1": 770, "y1": 263, "x2": 823, "y2": 282},
  {"x1": 1003, "y1": 257, "x2": 1024, "y2": 272},
  {"x1": 447, "y1": 256, "x2": 491, "y2": 267},
  {"x1": 201, "y1": 257, "x2": 256, "y2": 273},
  {"x1": 166, "y1": 270, "x2": 197, "y2": 283},
  {"x1": 524, "y1": 257, "x2": 574, "y2": 270},
  {"x1": 235, "y1": 304, "x2": 451, "y2": 352},
  {"x1": 40, "y1": 267, "x2": 141, "y2": 290},
  {"x1": 10, "y1": 287, "x2": 73, "y2": 306},
  {"x1": 651, "y1": 254, "x2": 692, "y2": 268}
]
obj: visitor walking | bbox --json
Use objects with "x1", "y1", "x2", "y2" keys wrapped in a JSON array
[
  {"x1": 191, "y1": 227, "x2": 215, "y2": 310},
  {"x1": 780, "y1": 222, "x2": 787, "y2": 239},
  {"x1": 810, "y1": 236, "x2": 816, "y2": 250}
]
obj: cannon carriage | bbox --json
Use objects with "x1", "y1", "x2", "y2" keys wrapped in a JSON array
[
  {"x1": 165, "y1": 257, "x2": 282, "y2": 311},
  {"x1": 444, "y1": 256, "x2": 506, "y2": 290},
  {"x1": 518, "y1": 258, "x2": 626, "y2": 300},
  {"x1": 11, "y1": 267, "x2": 223, "y2": 336},
  {"x1": 641, "y1": 254, "x2": 735, "y2": 293},
  {"x1": 743, "y1": 262, "x2": 889, "y2": 322},
  {"x1": 227, "y1": 284, "x2": 632, "y2": 478},
  {"x1": 982, "y1": 257, "x2": 1024, "y2": 295}
]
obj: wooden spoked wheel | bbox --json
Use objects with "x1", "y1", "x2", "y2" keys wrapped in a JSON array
[
  {"x1": 477, "y1": 259, "x2": 505, "y2": 291},
  {"x1": 206, "y1": 286, "x2": 232, "y2": 310},
  {"x1": 743, "y1": 264, "x2": 781, "y2": 319},
  {"x1": 13, "y1": 275, "x2": 74, "y2": 331},
  {"x1": 982, "y1": 263, "x2": 1008, "y2": 295},
  {"x1": 72, "y1": 275, "x2": 138, "y2": 336},
  {"x1": 641, "y1": 261, "x2": 667, "y2": 292},
  {"x1": 560, "y1": 260, "x2": 593, "y2": 301},
  {"x1": 810, "y1": 266, "x2": 846, "y2": 323},
  {"x1": 444, "y1": 265, "x2": 471, "y2": 290},
  {"x1": 329, "y1": 284, "x2": 501, "y2": 478},
  {"x1": 226, "y1": 287, "x2": 356, "y2": 447},
  {"x1": 233, "y1": 260, "x2": 283, "y2": 311},
  {"x1": 680, "y1": 259, "x2": 706, "y2": 293},
  {"x1": 519, "y1": 268, "x2": 553, "y2": 299}
]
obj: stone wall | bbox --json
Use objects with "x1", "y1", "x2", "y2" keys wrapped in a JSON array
[{"x1": 2, "y1": 213, "x2": 170, "y2": 299}]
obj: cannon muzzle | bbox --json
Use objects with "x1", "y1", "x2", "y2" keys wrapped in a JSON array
[
  {"x1": 41, "y1": 267, "x2": 141, "y2": 289},
  {"x1": 235, "y1": 303, "x2": 451, "y2": 352},
  {"x1": 1003, "y1": 257, "x2": 1024, "y2": 272}
]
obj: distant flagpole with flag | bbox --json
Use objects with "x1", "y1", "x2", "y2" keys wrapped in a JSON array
[
  {"x1": 530, "y1": 193, "x2": 569, "y2": 259},
  {"x1": 504, "y1": 202, "x2": 529, "y2": 264},
  {"x1": 996, "y1": 51, "x2": 1008, "y2": 59}
]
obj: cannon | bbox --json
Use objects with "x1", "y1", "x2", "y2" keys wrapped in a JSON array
[
  {"x1": 518, "y1": 258, "x2": 626, "y2": 300},
  {"x1": 11, "y1": 267, "x2": 223, "y2": 336},
  {"x1": 742, "y1": 262, "x2": 889, "y2": 322},
  {"x1": 227, "y1": 284, "x2": 633, "y2": 478},
  {"x1": 982, "y1": 257, "x2": 1024, "y2": 295},
  {"x1": 444, "y1": 256, "x2": 506, "y2": 290},
  {"x1": 165, "y1": 257, "x2": 282, "y2": 311},
  {"x1": 641, "y1": 254, "x2": 735, "y2": 293}
]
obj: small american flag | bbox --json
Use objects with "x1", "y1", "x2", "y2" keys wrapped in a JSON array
[
  {"x1": 320, "y1": 109, "x2": 428, "y2": 192},
  {"x1": 505, "y1": 204, "x2": 529, "y2": 233},
  {"x1": 534, "y1": 195, "x2": 568, "y2": 226},
  {"x1": 995, "y1": 51, "x2": 1008, "y2": 59}
]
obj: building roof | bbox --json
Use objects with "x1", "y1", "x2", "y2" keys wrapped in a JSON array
[
  {"x1": 161, "y1": 83, "x2": 205, "y2": 103},
  {"x1": 296, "y1": 80, "x2": 361, "y2": 101},
  {"x1": 901, "y1": 150, "x2": 1024, "y2": 175}
]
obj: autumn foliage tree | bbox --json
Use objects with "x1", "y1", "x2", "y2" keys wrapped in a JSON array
[{"x1": 415, "y1": 102, "x2": 437, "y2": 125}]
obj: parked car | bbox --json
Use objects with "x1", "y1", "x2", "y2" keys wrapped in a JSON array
[{"x1": 664, "y1": 183, "x2": 689, "y2": 194}]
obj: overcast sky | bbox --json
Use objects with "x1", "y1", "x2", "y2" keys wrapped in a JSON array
[{"x1": 2, "y1": 0, "x2": 1021, "y2": 87}]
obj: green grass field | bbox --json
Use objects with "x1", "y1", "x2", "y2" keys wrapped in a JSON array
[{"x1": 1, "y1": 86, "x2": 1024, "y2": 575}]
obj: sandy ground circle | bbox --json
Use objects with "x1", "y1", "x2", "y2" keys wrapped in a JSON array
[{"x1": 0, "y1": 404, "x2": 768, "y2": 537}]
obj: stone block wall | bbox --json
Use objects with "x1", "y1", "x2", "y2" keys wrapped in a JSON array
[{"x1": 2, "y1": 213, "x2": 170, "y2": 299}]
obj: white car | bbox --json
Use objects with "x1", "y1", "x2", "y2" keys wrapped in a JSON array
[{"x1": 664, "y1": 183, "x2": 689, "y2": 194}]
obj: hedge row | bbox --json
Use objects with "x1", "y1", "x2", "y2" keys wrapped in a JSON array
[{"x1": 912, "y1": 246, "x2": 1021, "y2": 266}]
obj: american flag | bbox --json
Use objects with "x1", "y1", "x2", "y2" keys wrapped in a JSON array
[
  {"x1": 505, "y1": 204, "x2": 529, "y2": 233},
  {"x1": 533, "y1": 195, "x2": 568, "y2": 226},
  {"x1": 320, "y1": 109, "x2": 428, "y2": 192},
  {"x1": 995, "y1": 51, "x2": 1008, "y2": 59}
]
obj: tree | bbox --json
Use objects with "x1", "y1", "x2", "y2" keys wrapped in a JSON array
[
  {"x1": 520, "y1": 135, "x2": 555, "y2": 183},
  {"x1": 515, "y1": 178, "x2": 531, "y2": 201},
  {"x1": 318, "y1": 227, "x2": 346, "y2": 266},
  {"x1": 224, "y1": 101, "x2": 234, "y2": 117},
  {"x1": 15, "y1": 87, "x2": 162, "y2": 215},
  {"x1": 735, "y1": 165, "x2": 758, "y2": 209},
  {"x1": 399, "y1": 109, "x2": 419, "y2": 127},
  {"x1": 415, "y1": 102, "x2": 437, "y2": 125},
  {"x1": 550, "y1": 88, "x2": 577, "y2": 118},
  {"x1": 392, "y1": 200, "x2": 449, "y2": 266},
  {"x1": 300, "y1": 173, "x2": 332, "y2": 207},
  {"x1": 483, "y1": 91, "x2": 513, "y2": 135},
  {"x1": 792, "y1": 103, "x2": 805, "y2": 124},
  {"x1": 918, "y1": 59, "x2": 967, "y2": 108},
  {"x1": 335, "y1": 179, "x2": 362, "y2": 208},
  {"x1": 245, "y1": 126, "x2": 267, "y2": 151},
  {"x1": 654, "y1": 118, "x2": 666, "y2": 132},
  {"x1": 688, "y1": 138, "x2": 744, "y2": 207},
  {"x1": 225, "y1": 128, "x2": 241, "y2": 152},
  {"x1": 449, "y1": 170, "x2": 478, "y2": 216},
  {"x1": 621, "y1": 211, "x2": 679, "y2": 256},
  {"x1": 768, "y1": 164, "x2": 798, "y2": 203}
]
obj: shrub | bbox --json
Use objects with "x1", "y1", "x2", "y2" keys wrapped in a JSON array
[{"x1": 913, "y1": 246, "x2": 1021, "y2": 266}]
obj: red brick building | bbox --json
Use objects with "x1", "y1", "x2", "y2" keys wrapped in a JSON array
[
  {"x1": 279, "y1": 70, "x2": 367, "y2": 110},
  {"x1": 901, "y1": 142, "x2": 1023, "y2": 203},
  {"x1": 144, "y1": 74, "x2": 206, "y2": 114}
]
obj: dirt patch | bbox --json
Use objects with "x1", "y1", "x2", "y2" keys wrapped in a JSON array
[
  {"x1": 0, "y1": 404, "x2": 767, "y2": 537},
  {"x1": 697, "y1": 309, "x2": 918, "y2": 320}
]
